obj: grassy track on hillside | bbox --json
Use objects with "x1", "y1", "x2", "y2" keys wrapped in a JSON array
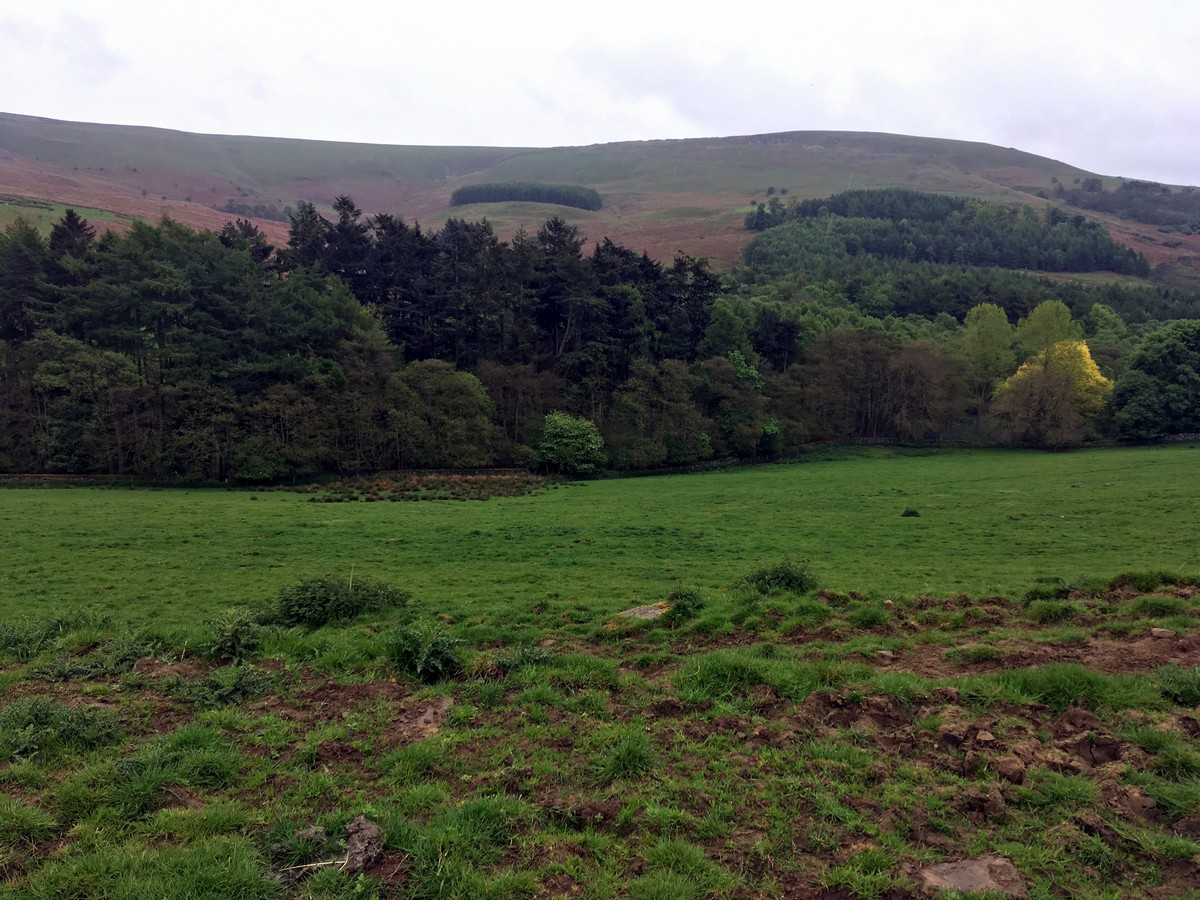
[{"x1": 2, "y1": 445, "x2": 1197, "y2": 638}]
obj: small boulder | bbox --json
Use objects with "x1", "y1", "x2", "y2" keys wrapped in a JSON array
[
  {"x1": 921, "y1": 855, "x2": 1028, "y2": 898},
  {"x1": 1151, "y1": 627, "x2": 1177, "y2": 639}
]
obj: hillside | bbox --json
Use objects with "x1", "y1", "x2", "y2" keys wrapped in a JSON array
[{"x1": 5, "y1": 111, "x2": 1197, "y2": 272}]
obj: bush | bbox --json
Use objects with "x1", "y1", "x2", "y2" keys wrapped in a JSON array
[
  {"x1": 266, "y1": 575, "x2": 409, "y2": 628},
  {"x1": 384, "y1": 619, "x2": 463, "y2": 683},
  {"x1": 738, "y1": 558, "x2": 819, "y2": 595},
  {"x1": 205, "y1": 608, "x2": 264, "y2": 662}
]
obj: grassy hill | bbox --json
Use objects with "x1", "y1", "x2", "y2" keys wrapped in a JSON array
[{"x1": 3, "y1": 111, "x2": 1199, "y2": 270}]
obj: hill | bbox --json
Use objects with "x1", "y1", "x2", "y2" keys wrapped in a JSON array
[{"x1": 5, "y1": 111, "x2": 1198, "y2": 273}]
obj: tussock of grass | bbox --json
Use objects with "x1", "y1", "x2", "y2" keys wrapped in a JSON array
[
  {"x1": 0, "y1": 698, "x2": 122, "y2": 762},
  {"x1": 1157, "y1": 664, "x2": 1200, "y2": 706},
  {"x1": 955, "y1": 664, "x2": 1162, "y2": 714}
]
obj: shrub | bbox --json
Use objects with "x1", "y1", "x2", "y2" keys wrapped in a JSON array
[
  {"x1": 900, "y1": 507, "x2": 920, "y2": 517},
  {"x1": 205, "y1": 608, "x2": 264, "y2": 662},
  {"x1": 265, "y1": 575, "x2": 409, "y2": 628},
  {"x1": 738, "y1": 558, "x2": 819, "y2": 595},
  {"x1": 384, "y1": 619, "x2": 463, "y2": 683}
]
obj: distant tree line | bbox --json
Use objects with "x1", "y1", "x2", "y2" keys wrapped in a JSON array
[
  {"x1": 745, "y1": 188, "x2": 1149, "y2": 276},
  {"x1": 1, "y1": 194, "x2": 1198, "y2": 481},
  {"x1": 450, "y1": 183, "x2": 603, "y2": 212},
  {"x1": 1056, "y1": 178, "x2": 1200, "y2": 231}
]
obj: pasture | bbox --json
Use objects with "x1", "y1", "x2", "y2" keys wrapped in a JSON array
[
  {"x1": 3, "y1": 445, "x2": 1200, "y2": 898},
  {"x1": 3, "y1": 445, "x2": 1197, "y2": 636}
]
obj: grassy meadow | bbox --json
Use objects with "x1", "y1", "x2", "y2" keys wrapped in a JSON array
[
  {"x1": 4, "y1": 445, "x2": 1200, "y2": 899},
  {"x1": 3, "y1": 445, "x2": 1197, "y2": 637}
]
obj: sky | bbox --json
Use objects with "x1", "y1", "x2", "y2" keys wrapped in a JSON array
[{"x1": 2, "y1": 1, "x2": 1199, "y2": 185}]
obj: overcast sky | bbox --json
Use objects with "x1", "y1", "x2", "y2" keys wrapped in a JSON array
[{"x1": 2, "y1": 1, "x2": 1198, "y2": 185}]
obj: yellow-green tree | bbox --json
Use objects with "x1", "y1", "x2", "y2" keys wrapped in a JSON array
[{"x1": 992, "y1": 340, "x2": 1112, "y2": 444}]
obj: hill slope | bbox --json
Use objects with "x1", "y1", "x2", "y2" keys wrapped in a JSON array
[{"x1": 2, "y1": 111, "x2": 1198, "y2": 270}]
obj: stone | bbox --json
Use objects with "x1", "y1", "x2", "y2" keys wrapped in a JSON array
[
  {"x1": 1150, "y1": 627, "x2": 1177, "y2": 639},
  {"x1": 920, "y1": 855, "x2": 1028, "y2": 898},
  {"x1": 993, "y1": 755, "x2": 1027, "y2": 785},
  {"x1": 875, "y1": 650, "x2": 895, "y2": 661},
  {"x1": 616, "y1": 602, "x2": 669, "y2": 620}
]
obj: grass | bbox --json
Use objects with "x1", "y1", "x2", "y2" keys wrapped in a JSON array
[
  {"x1": 3, "y1": 445, "x2": 1198, "y2": 638},
  {"x1": 4, "y1": 445, "x2": 1200, "y2": 897}
]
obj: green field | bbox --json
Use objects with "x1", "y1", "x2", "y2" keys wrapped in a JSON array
[
  {"x1": 3, "y1": 446, "x2": 1197, "y2": 637},
  {"x1": 5, "y1": 446, "x2": 1200, "y2": 898}
]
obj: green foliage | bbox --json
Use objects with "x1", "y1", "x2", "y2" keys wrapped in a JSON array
[
  {"x1": 266, "y1": 574, "x2": 409, "y2": 628},
  {"x1": 662, "y1": 589, "x2": 705, "y2": 626},
  {"x1": 450, "y1": 182, "x2": 603, "y2": 211},
  {"x1": 593, "y1": 731, "x2": 654, "y2": 783},
  {"x1": 205, "y1": 608, "x2": 265, "y2": 662},
  {"x1": 384, "y1": 619, "x2": 464, "y2": 683},
  {"x1": 536, "y1": 412, "x2": 606, "y2": 477},
  {"x1": 738, "y1": 558, "x2": 819, "y2": 595},
  {"x1": 1026, "y1": 600, "x2": 1080, "y2": 624},
  {"x1": 159, "y1": 665, "x2": 274, "y2": 708},
  {"x1": 0, "y1": 698, "x2": 121, "y2": 762},
  {"x1": 1157, "y1": 665, "x2": 1200, "y2": 707},
  {"x1": 0, "y1": 795, "x2": 57, "y2": 848},
  {"x1": 14, "y1": 836, "x2": 279, "y2": 900},
  {"x1": 0, "y1": 609, "x2": 109, "y2": 662},
  {"x1": 960, "y1": 664, "x2": 1161, "y2": 714},
  {"x1": 1109, "y1": 570, "x2": 1182, "y2": 593}
]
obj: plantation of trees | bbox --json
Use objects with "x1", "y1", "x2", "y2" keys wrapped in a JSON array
[
  {"x1": 449, "y1": 183, "x2": 603, "y2": 212},
  {"x1": 1, "y1": 190, "x2": 1198, "y2": 480}
]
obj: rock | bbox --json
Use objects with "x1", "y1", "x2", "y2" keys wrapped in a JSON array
[
  {"x1": 975, "y1": 730, "x2": 996, "y2": 745},
  {"x1": 1151, "y1": 627, "x2": 1177, "y2": 639},
  {"x1": 616, "y1": 602, "x2": 669, "y2": 620},
  {"x1": 920, "y1": 855, "x2": 1028, "y2": 898},
  {"x1": 993, "y1": 755, "x2": 1027, "y2": 785},
  {"x1": 343, "y1": 815, "x2": 384, "y2": 874},
  {"x1": 875, "y1": 650, "x2": 895, "y2": 661}
]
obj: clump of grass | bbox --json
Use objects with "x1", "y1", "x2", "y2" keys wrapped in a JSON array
[
  {"x1": 383, "y1": 619, "x2": 463, "y2": 683},
  {"x1": 737, "y1": 558, "x2": 818, "y2": 595},
  {"x1": 662, "y1": 589, "x2": 705, "y2": 626},
  {"x1": 593, "y1": 731, "x2": 654, "y2": 783},
  {"x1": 847, "y1": 603, "x2": 889, "y2": 630},
  {"x1": 958, "y1": 664, "x2": 1161, "y2": 714},
  {"x1": 0, "y1": 610, "x2": 110, "y2": 662},
  {"x1": 160, "y1": 665, "x2": 274, "y2": 708},
  {"x1": 1129, "y1": 595, "x2": 1189, "y2": 619},
  {"x1": 264, "y1": 574, "x2": 409, "y2": 628},
  {"x1": 46, "y1": 633, "x2": 163, "y2": 680},
  {"x1": 1110, "y1": 571, "x2": 1183, "y2": 593},
  {"x1": 0, "y1": 697, "x2": 122, "y2": 762},
  {"x1": 1026, "y1": 600, "x2": 1080, "y2": 624},
  {"x1": 1156, "y1": 665, "x2": 1200, "y2": 707},
  {"x1": 0, "y1": 795, "x2": 57, "y2": 848}
]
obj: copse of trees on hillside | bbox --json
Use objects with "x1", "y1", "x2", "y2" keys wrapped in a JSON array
[
  {"x1": 1, "y1": 199, "x2": 1198, "y2": 482},
  {"x1": 745, "y1": 188, "x2": 1149, "y2": 277},
  {"x1": 1056, "y1": 178, "x2": 1200, "y2": 232},
  {"x1": 450, "y1": 183, "x2": 603, "y2": 212}
]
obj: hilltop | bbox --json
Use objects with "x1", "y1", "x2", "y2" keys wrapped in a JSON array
[{"x1": 4, "y1": 111, "x2": 1197, "y2": 273}]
